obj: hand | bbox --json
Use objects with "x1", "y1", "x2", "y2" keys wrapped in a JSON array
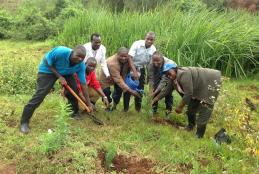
[
  {"x1": 132, "y1": 71, "x2": 139, "y2": 80},
  {"x1": 151, "y1": 97, "x2": 159, "y2": 106},
  {"x1": 59, "y1": 76, "x2": 67, "y2": 86},
  {"x1": 102, "y1": 96, "x2": 110, "y2": 107},
  {"x1": 175, "y1": 106, "x2": 183, "y2": 114},
  {"x1": 87, "y1": 104, "x2": 94, "y2": 112},
  {"x1": 131, "y1": 90, "x2": 141, "y2": 98},
  {"x1": 79, "y1": 92, "x2": 86, "y2": 102},
  {"x1": 107, "y1": 76, "x2": 113, "y2": 82}
]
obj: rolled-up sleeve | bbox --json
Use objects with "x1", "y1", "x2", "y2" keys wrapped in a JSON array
[{"x1": 179, "y1": 72, "x2": 193, "y2": 105}]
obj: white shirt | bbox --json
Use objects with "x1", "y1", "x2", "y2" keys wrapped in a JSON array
[
  {"x1": 83, "y1": 42, "x2": 110, "y2": 77},
  {"x1": 129, "y1": 40, "x2": 156, "y2": 69}
]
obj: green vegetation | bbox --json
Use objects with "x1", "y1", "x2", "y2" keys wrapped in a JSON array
[
  {"x1": 0, "y1": 41, "x2": 258, "y2": 173},
  {"x1": 56, "y1": 8, "x2": 258, "y2": 78}
]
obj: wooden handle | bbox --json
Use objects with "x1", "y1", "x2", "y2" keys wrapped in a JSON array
[{"x1": 64, "y1": 84, "x2": 90, "y2": 113}]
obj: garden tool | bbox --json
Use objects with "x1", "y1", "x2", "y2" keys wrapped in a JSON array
[{"x1": 63, "y1": 83, "x2": 104, "y2": 125}]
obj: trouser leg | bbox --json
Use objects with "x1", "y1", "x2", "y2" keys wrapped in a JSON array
[
  {"x1": 123, "y1": 92, "x2": 131, "y2": 112},
  {"x1": 103, "y1": 87, "x2": 112, "y2": 104},
  {"x1": 196, "y1": 103, "x2": 213, "y2": 138},
  {"x1": 112, "y1": 84, "x2": 123, "y2": 105},
  {"x1": 21, "y1": 73, "x2": 57, "y2": 124},
  {"x1": 186, "y1": 99, "x2": 200, "y2": 129},
  {"x1": 64, "y1": 75, "x2": 79, "y2": 115},
  {"x1": 134, "y1": 68, "x2": 145, "y2": 111}
]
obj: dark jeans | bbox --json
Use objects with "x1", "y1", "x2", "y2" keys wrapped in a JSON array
[
  {"x1": 103, "y1": 84, "x2": 130, "y2": 110},
  {"x1": 152, "y1": 94, "x2": 173, "y2": 113},
  {"x1": 123, "y1": 68, "x2": 145, "y2": 111},
  {"x1": 186, "y1": 99, "x2": 214, "y2": 137},
  {"x1": 20, "y1": 73, "x2": 79, "y2": 124}
]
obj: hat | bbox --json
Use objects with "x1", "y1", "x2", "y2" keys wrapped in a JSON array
[{"x1": 162, "y1": 63, "x2": 177, "y2": 73}]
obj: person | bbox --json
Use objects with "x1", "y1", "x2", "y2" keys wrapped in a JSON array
[
  {"x1": 153, "y1": 63, "x2": 221, "y2": 138},
  {"x1": 128, "y1": 31, "x2": 156, "y2": 112},
  {"x1": 99, "y1": 47, "x2": 141, "y2": 111},
  {"x1": 75, "y1": 57, "x2": 109, "y2": 108},
  {"x1": 148, "y1": 51, "x2": 176, "y2": 117},
  {"x1": 20, "y1": 45, "x2": 93, "y2": 134},
  {"x1": 83, "y1": 33, "x2": 110, "y2": 78}
]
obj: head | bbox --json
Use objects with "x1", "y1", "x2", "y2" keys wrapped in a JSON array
[
  {"x1": 117, "y1": 47, "x2": 129, "y2": 64},
  {"x1": 145, "y1": 31, "x2": 155, "y2": 48},
  {"x1": 70, "y1": 45, "x2": 86, "y2": 64},
  {"x1": 163, "y1": 63, "x2": 178, "y2": 80},
  {"x1": 90, "y1": 33, "x2": 101, "y2": 50},
  {"x1": 86, "y1": 57, "x2": 97, "y2": 73},
  {"x1": 152, "y1": 51, "x2": 164, "y2": 68}
]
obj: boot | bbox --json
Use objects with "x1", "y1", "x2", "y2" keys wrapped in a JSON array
[
  {"x1": 196, "y1": 125, "x2": 207, "y2": 138},
  {"x1": 186, "y1": 114, "x2": 196, "y2": 131},
  {"x1": 20, "y1": 123, "x2": 30, "y2": 134}
]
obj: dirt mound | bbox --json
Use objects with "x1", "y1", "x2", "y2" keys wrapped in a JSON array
[
  {"x1": 151, "y1": 117, "x2": 185, "y2": 129},
  {"x1": 97, "y1": 150, "x2": 158, "y2": 174},
  {"x1": 0, "y1": 163, "x2": 16, "y2": 174}
]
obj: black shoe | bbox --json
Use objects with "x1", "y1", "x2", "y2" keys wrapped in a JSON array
[
  {"x1": 20, "y1": 123, "x2": 29, "y2": 134},
  {"x1": 186, "y1": 124, "x2": 194, "y2": 131},
  {"x1": 71, "y1": 113, "x2": 82, "y2": 120}
]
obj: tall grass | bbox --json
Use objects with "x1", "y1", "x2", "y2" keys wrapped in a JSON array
[{"x1": 55, "y1": 8, "x2": 259, "y2": 78}]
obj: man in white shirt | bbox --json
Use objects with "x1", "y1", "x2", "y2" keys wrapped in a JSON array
[
  {"x1": 83, "y1": 33, "x2": 110, "y2": 78},
  {"x1": 127, "y1": 31, "x2": 156, "y2": 112}
]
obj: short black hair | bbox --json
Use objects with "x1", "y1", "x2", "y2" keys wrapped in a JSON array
[
  {"x1": 152, "y1": 51, "x2": 163, "y2": 59},
  {"x1": 90, "y1": 33, "x2": 101, "y2": 41},
  {"x1": 117, "y1": 47, "x2": 128, "y2": 54},
  {"x1": 86, "y1": 57, "x2": 97, "y2": 64},
  {"x1": 73, "y1": 45, "x2": 86, "y2": 57}
]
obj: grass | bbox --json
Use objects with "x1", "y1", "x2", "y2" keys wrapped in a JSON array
[
  {"x1": 0, "y1": 41, "x2": 258, "y2": 173},
  {"x1": 55, "y1": 8, "x2": 259, "y2": 78}
]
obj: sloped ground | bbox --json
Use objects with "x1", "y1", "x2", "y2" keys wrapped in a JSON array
[{"x1": 0, "y1": 41, "x2": 258, "y2": 174}]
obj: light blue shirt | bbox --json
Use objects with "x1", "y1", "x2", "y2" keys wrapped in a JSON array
[{"x1": 38, "y1": 46, "x2": 86, "y2": 84}]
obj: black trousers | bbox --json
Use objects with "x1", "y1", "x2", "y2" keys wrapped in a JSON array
[
  {"x1": 103, "y1": 84, "x2": 130, "y2": 110},
  {"x1": 122, "y1": 68, "x2": 145, "y2": 111},
  {"x1": 20, "y1": 73, "x2": 79, "y2": 124}
]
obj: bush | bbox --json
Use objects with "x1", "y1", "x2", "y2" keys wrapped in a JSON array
[
  {"x1": 55, "y1": 8, "x2": 259, "y2": 78},
  {"x1": 0, "y1": 10, "x2": 13, "y2": 39}
]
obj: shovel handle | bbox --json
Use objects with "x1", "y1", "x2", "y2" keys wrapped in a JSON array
[{"x1": 63, "y1": 84, "x2": 90, "y2": 113}]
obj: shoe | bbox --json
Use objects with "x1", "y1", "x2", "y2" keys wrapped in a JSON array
[
  {"x1": 112, "y1": 103, "x2": 117, "y2": 110},
  {"x1": 20, "y1": 123, "x2": 29, "y2": 134},
  {"x1": 71, "y1": 113, "x2": 82, "y2": 120},
  {"x1": 185, "y1": 124, "x2": 194, "y2": 131}
]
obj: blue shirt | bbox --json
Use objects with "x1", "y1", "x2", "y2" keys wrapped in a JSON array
[{"x1": 38, "y1": 46, "x2": 86, "y2": 84}]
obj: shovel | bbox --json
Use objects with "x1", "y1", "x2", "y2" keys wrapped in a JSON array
[{"x1": 63, "y1": 83, "x2": 104, "y2": 125}]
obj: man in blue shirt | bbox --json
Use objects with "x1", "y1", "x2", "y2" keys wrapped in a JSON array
[{"x1": 20, "y1": 45, "x2": 93, "y2": 134}]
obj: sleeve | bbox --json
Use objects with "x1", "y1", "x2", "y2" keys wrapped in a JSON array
[
  {"x1": 128, "y1": 41, "x2": 138, "y2": 58},
  {"x1": 88, "y1": 72, "x2": 101, "y2": 90},
  {"x1": 44, "y1": 48, "x2": 57, "y2": 66},
  {"x1": 109, "y1": 65, "x2": 130, "y2": 92},
  {"x1": 74, "y1": 74, "x2": 82, "y2": 93},
  {"x1": 100, "y1": 47, "x2": 110, "y2": 77},
  {"x1": 179, "y1": 72, "x2": 193, "y2": 105},
  {"x1": 76, "y1": 63, "x2": 87, "y2": 84}
]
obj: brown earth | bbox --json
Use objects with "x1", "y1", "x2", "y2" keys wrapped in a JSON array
[
  {"x1": 0, "y1": 163, "x2": 16, "y2": 174},
  {"x1": 151, "y1": 117, "x2": 186, "y2": 130},
  {"x1": 97, "y1": 150, "x2": 158, "y2": 174}
]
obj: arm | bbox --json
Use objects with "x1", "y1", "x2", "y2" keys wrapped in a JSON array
[
  {"x1": 100, "y1": 47, "x2": 110, "y2": 77},
  {"x1": 128, "y1": 42, "x2": 139, "y2": 79},
  {"x1": 44, "y1": 59, "x2": 66, "y2": 85},
  {"x1": 109, "y1": 65, "x2": 140, "y2": 98}
]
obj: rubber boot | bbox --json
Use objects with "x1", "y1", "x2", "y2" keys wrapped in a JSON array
[
  {"x1": 196, "y1": 124, "x2": 207, "y2": 138},
  {"x1": 186, "y1": 114, "x2": 196, "y2": 131}
]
